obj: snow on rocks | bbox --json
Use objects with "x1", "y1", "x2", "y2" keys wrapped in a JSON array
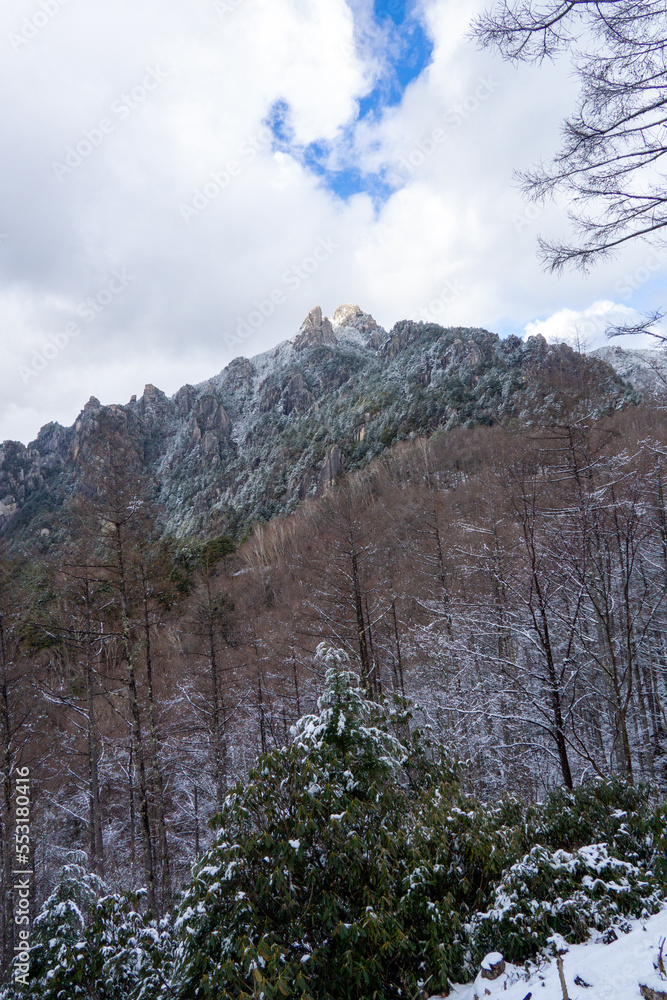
[
  {"x1": 480, "y1": 952, "x2": 506, "y2": 979},
  {"x1": 640, "y1": 980, "x2": 667, "y2": 999},
  {"x1": 441, "y1": 904, "x2": 667, "y2": 1000},
  {"x1": 470, "y1": 960, "x2": 528, "y2": 999}
]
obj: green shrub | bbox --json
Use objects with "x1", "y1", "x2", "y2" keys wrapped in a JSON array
[
  {"x1": 410, "y1": 791, "x2": 527, "y2": 920},
  {"x1": 469, "y1": 841, "x2": 663, "y2": 966},
  {"x1": 1, "y1": 859, "x2": 172, "y2": 1000},
  {"x1": 526, "y1": 780, "x2": 657, "y2": 865},
  {"x1": 9, "y1": 664, "x2": 667, "y2": 999},
  {"x1": 1, "y1": 856, "x2": 105, "y2": 1000},
  {"x1": 169, "y1": 645, "x2": 464, "y2": 1000}
]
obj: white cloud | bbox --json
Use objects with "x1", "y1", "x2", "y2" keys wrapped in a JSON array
[
  {"x1": 524, "y1": 301, "x2": 661, "y2": 352},
  {"x1": 1, "y1": 0, "x2": 667, "y2": 444}
]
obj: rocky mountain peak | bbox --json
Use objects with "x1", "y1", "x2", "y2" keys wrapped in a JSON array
[
  {"x1": 332, "y1": 304, "x2": 363, "y2": 328},
  {"x1": 332, "y1": 303, "x2": 384, "y2": 347},
  {"x1": 293, "y1": 306, "x2": 336, "y2": 351}
]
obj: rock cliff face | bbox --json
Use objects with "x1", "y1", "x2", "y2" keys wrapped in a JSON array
[
  {"x1": 293, "y1": 306, "x2": 336, "y2": 351},
  {"x1": 0, "y1": 306, "x2": 636, "y2": 541}
]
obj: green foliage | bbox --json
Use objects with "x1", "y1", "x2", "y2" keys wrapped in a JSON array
[
  {"x1": 1, "y1": 859, "x2": 173, "y2": 1000},
  {"x1": 470, "y1": 842, "x2": 663, "y2": 965},
  {"x1": 170, "y1": 645, "x2": 463, "y2": 999},
  {"x1": 88, "y1": 892, "x2": 174, "y2": 1000},
  {"x1": 199, "y1": 534, "x2": 236, "y2": 572},
  {"x1": 165, "y1": 675, "x2": 667, "y2": 996},
  {"x1": 164, "y1": 533, "x2": 236, "y2": 594},
  {"x1": 8, "y1": 667, "x2": 667, "y2": 999},
  {"x1": 2, "y1": 856, "x2": 106, "y2": 1000},
  {"x1": 460, "y1": 780, "x2": 666, "y2": 970},
  {"x1": 409, "y1": 791, "x2": 527, "y2": 918},
  {"x1": 526, "y1": 779, "x2": 657, "y2": 866}
]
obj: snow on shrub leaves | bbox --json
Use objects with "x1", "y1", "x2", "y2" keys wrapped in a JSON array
[
  {"x1": 470, "y1": 841, "x2": 663, "y2": 966},
  {"x1": 526, "y1": 780, "x2": 659, "y2": 866},
  {"x1": 1, "y1": 856, "x2": 173, "y2": 1000},
  {"x1": 0, "y1": 856, "x2": 105, "y2": 1000},
  {"x1": 169, "y1": 644, "x2": 463, "y2": 1000}
]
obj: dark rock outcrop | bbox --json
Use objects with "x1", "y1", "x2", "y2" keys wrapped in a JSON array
[
  {"x1": 293, "y1": 306, "x2": 336, "y2": 351},
  {"x1": 318, "y1": 445, "x2": 343, "y2": 493},
  {"x1": 189, "y1": 393, "x2": 232, "y2": 461},
  {"x1": 283, "y1": 374, "x2": 314, "y2": 415}
]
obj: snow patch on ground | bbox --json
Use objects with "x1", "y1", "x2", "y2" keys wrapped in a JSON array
[{"x1": 442, "y1": 904, "x2": 667, "y2": 1000}]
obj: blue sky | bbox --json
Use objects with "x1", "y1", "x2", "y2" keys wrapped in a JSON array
[{"x1": 267, "y1": 0, "x2": 434, "y2": 201}]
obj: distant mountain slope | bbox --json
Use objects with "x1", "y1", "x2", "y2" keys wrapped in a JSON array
[
  {"x1": 592, "y1": 344, "x2": 667, "y2": 398},
  {"x1": 0, "y1": 305, "x2": 636, "y2": 541}
]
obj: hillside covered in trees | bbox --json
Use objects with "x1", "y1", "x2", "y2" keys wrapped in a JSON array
[{"x1": 0, "y1": 317, "x2": 666, "y2": 993}]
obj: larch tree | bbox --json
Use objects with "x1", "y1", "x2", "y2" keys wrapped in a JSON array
[
  {"x1": 474, "y1": 1, "x2": 667, "y2": 271},
  {"x1": 76, "y1": 425, "x2": 162, "y2": 913}
]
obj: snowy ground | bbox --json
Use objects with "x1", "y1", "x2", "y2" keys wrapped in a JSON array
[{"x1": 442, "y1": 905, "x2": 667, "y2": 999}]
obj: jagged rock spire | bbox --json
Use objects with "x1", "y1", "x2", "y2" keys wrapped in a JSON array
[
  {"x1": 332, "y1": 304, "x2": 384, "y2": 346},
  {"x1": 293, "y1": 306, "x2": 336, "y2": 351}
]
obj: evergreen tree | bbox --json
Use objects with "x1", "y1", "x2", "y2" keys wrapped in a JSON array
[{"x1": 169, "y1": 644, "x2": 462, "y2": 1000}]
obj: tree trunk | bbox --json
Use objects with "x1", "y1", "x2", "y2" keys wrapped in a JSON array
[
  {"x1": 142, "y1": 575, "x2": 171, "y2": 910},
  {"x1": 85, "y1": 635, "x2": 104, "y2": 875},
  {"x1": 257, "y1": 661, "x2": 267, "y2": 754},
  {"x1": 432, "y1": 512, "x2": 453, "y2": 637},
  {"x1": 128, "y1": 742, "x2": 136, "y2": 885},
  {"x1": 206, "y1": 599, "x2": 226, "y2": 813},
  {"x1": 115, "y1": 526, "x2": 155, "y2": 912},
  {"x1": 535, "y1": 578, "x2": 574, "y2": 789},
  {"x1": 350, "y1": 546, "x2": 372, "y2": 698},
  {"x1": 391, "y1": 600, "x2": 405, "y2": 696},
  {"x1": 291, "y1": 650, "x2": 301, "y2": 718},
  {"x1": 194, "y1": 784, "x2": 200, "y2": 857}
]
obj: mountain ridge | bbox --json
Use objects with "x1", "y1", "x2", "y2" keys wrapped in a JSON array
[
  {"x1": 0, "y1": 305, "x2": 639, "y2": 542},
  {"x1": 592, "y1": 342, "x2": 667, "y2": 398}
]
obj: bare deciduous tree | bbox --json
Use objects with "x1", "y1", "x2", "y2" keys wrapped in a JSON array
[{"x1": 473, "y1": 1, "x2": 667, "y2": 271}]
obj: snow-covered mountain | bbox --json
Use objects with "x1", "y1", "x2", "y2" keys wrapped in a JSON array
[
  {"x1": 592, "y1": 344, "x2": 667, "y2": 399},
  {"x1": 0, "y1": 305, "x2": 635, "y2": 541}
]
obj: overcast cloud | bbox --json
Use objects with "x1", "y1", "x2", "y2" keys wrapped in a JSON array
[{"x1": 1, "y1": 0, "x2": 665, "y2": 444}]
